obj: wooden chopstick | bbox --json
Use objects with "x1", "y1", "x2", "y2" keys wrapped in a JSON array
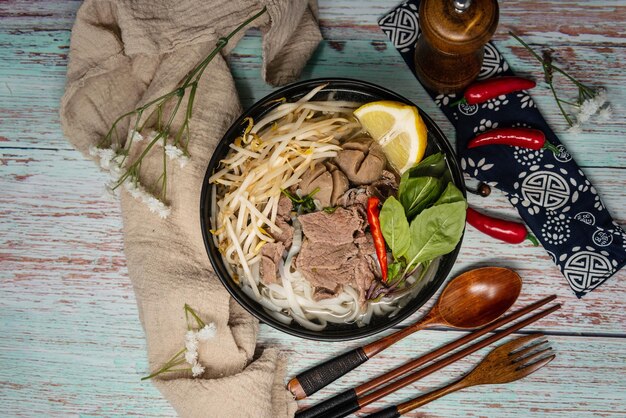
[
  {"x1": 295, "y1": 295, "x2": 558, "y2": 418},
  {"x1": 357, "y1": 294, "x2": 557, "y2": 396},
  {"x1": 357, "y1": 302, "x2": 561, "y2": 409}
]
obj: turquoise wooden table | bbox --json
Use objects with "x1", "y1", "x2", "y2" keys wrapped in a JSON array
[{"x1": 2, "y1": 1, "x2": 625, "y2": 416}]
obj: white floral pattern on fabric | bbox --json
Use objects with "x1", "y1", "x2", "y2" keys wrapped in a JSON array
[
  {"x1": 517, "y1": 92, "x2": 536, "y2": 109},
  {"x1": 541, "y1": 211, "x2": 572, "y2": 245},
  {"x1": 481, "y1": 95, "x2": 509, "y2": 111},
  {"x1": 461, "y1": 157, "x2": 494, "y2": 177},
  {"x1": 435, "y1": 93, "x2": 456, "y2": 107},
  {"x1": 473, "y1": 118, "x2": 498, "y2": 133},
  {"x1": 513, "y1": 147, "x2": 544, "y2": 167}
]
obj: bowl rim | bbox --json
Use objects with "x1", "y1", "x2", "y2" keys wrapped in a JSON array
[{"x1": 200, "y1": 77, "x2": 465, "y2": 341}]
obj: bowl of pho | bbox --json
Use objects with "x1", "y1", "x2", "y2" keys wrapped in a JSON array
[{"x1": 200, "y1": 78, "x2": 466, "y2": 341}]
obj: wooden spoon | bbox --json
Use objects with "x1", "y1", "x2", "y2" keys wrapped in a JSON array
[{"x1": 288, "y1": 266, "x2": 522, "y2": 400}]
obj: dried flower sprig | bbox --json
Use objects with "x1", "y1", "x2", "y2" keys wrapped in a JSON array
[
  {"x1": 510, "y1": 31, "x2": 612, "y2": 132},
  {"x1": 142, "y1": 304, "x2": 217, "y2": 380},
  {"x1": 92, "y1": 8, "x2": 267, "y2": 217}
]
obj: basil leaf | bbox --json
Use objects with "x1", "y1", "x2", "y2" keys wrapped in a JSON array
[
  {"x1": 434, "y1": 183, "x2": 465, "y2": 206},
  {"x1": 387, "y1": 261, "x2": 404, "y2": 283},
  {"x1": 399, "y1": 176, "x2": 443, "y2": 219},
  {"x1": 380, "y1": 196, "x2": 411, "y2": 258},
  {"x1": 398, "y1": 153, "x2": 446, "y2": 197},
  {"x1": 405, "y1": 200, "x2": 467, "y2": 269},
  {"x1": 404, "y1": 152, "x2": 447, "y2": 178}
]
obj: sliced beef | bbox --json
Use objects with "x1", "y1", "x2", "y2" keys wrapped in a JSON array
[
  {"x1": 334, "y1": 138, "x2": 386, "y2": 185},
  {"x1": 271, "y1": 196, "x2": 294, "y2": 249},
  {"x1": 299, "y1": 162, "x2": 349, "y2": 207},
  {"x1": 296, "y1": 241, "x2": 358, "y2": 287},
  {"x1": 313, "y1": 288, "x2": 337, "y2": 301},
  {"x1": 277, "y1": 195, "x2": 293, "y2": 219},
  {"x1": 336, "y1": 187, "x2": 370, "y2": 211},
  {"x1": 298, "y1": 207, "x2": 363, "y2": 245},
  {"x1": 296, "y1": 205, "x2": 377, "y2": 304},
  {"x1": 355, "y1": 231, "x2": 376, "y2": 257},
  {"x1": 260, "y1": 242, "x2": 285, "y2": 285},
  {"x1": 272, "y1": 218, "x2": 294, "y2": 250}
]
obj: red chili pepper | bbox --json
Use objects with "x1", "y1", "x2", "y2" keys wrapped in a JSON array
[
  {"x1": 467, "y1": 127, "x2": 559, "y2": 154},
  {"x1": 466, "y1": 207, "x2": 539, "y2": 246},
  {"x1": 367, "y1": 196, "x2": 388, "y2": 282},
  {"x1": 454, "y1": 76, "x2": 536, "y2": 106}
]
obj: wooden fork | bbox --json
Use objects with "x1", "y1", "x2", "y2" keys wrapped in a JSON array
[{"x1": 366, "y1": 334, "x2": 555, "y2": 418}]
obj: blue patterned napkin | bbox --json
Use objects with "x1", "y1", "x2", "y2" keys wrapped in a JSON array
[{"x1": 379, "y1": 0, "x2": 626, "y2": 297}]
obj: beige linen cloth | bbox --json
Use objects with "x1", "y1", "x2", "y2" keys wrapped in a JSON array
[{"x1": 60, "y1": 1, "x2": 321, "y2": 416}]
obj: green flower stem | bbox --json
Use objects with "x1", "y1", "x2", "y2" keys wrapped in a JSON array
[
  {"x1": 101, "y1": 7, "x2": 267, "y2": 204},
  {"x1": 509, "y1": 30, "x2": 599, "y2": 127},
  {"x1": 141, "y1": 348, "x2": 186, "y2": 380},
  {"x1": 184, "y1": 304, "x2": 206, "y2": 329},
  {"x1": 161, "y1": 136, "x2": 167, "y2": 200},
  {"x1": 112, "y1": 131, "x2": 165, "y2": 189},
  {"x1": 548, "y1": 81, "x2": 574, "y2": 126}
]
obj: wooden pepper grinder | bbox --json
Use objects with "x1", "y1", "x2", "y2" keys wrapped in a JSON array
[{"x1": 414, "y1": 0, "x2": 499, "y2": 94}]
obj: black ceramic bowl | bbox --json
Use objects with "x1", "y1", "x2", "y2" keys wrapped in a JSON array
[{"x1": 200, "y1": 78, "x2": 465, "y2": 341}]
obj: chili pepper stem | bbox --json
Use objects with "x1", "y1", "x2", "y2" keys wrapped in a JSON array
[
  {"x1": 542, "y1": 141, "x2": 560, "y2": 155},
  {"x1": 450, "y1": 97, "x2": 467, "y2": 107},
  {"x1": 527, "y1": 234, "x2": 539, "y2": 246}
]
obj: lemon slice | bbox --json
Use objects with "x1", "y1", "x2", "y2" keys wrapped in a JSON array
[{"x1": 353, "y1": 101, "x2": 428, "y2": 174}]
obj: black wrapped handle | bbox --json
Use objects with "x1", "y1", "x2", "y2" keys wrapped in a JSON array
[
  {"x1": 295, "y1": 388, "x2": 359, "y2": 418},
  {"x1": 365, "y1": 405, "x2": 401, "y2": 418},
  {"x1": 293, "y1": 347, "x2": 368, "y2": 398}
]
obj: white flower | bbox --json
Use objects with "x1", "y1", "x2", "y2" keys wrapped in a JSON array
[
  {"x1": 109, "y1": 157, "x2": 125, "y2": 179},
  {"x1": 98, "y1": 148, "x2": 116, "y2": 170},
  {"x1": 577, "y1": 98, "x2": 598, "y2": 123},
  {"x1": 594, "y1": 88, "x2": 607, "y2": 107},
  {"x1": 89, "y1": 146, "x2": 118, "y2": 170},
  {"x1": 178, "y1": 155, "x2": 190, "y2": 168},
  {"x1": 185, "y1": 330, "x2": 197, "y2": 343},
  {"x1": 147, "y1": 196, "x2": 171, "y2": 219},
  {"x1": 185, "y1": 338, "x2": 198, "y2": 353},
  {"x1": 567, "y1": 123, "x2": 582, "y2": 134},
  {"x1": 165, "y1": 144, "x2": 190, "y2": 168},
  {"x1": 122, "y1": 178, "x2": 171, "y2": 219},
  {"x1": 185, "y1": 330, "x2": 199, "y2": 352},
  {"x1": 197, "y1": 323, "x2": 217, "y2": 341},
  {"x1": 129, "y1": 130, "x2": 144, "y2": 142},
  {"x1": 191, "y1": 363, "x2": 205, "y2": 377},
  {"x1": 597, "y1": 105, "x2": 612, "y2": 121},
  {"x1": 185, "y1": 350, "x2": 198, "y2": 365},
  {"x1": 165, "y1": 144, "x2": 184, "y2": 160}
]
